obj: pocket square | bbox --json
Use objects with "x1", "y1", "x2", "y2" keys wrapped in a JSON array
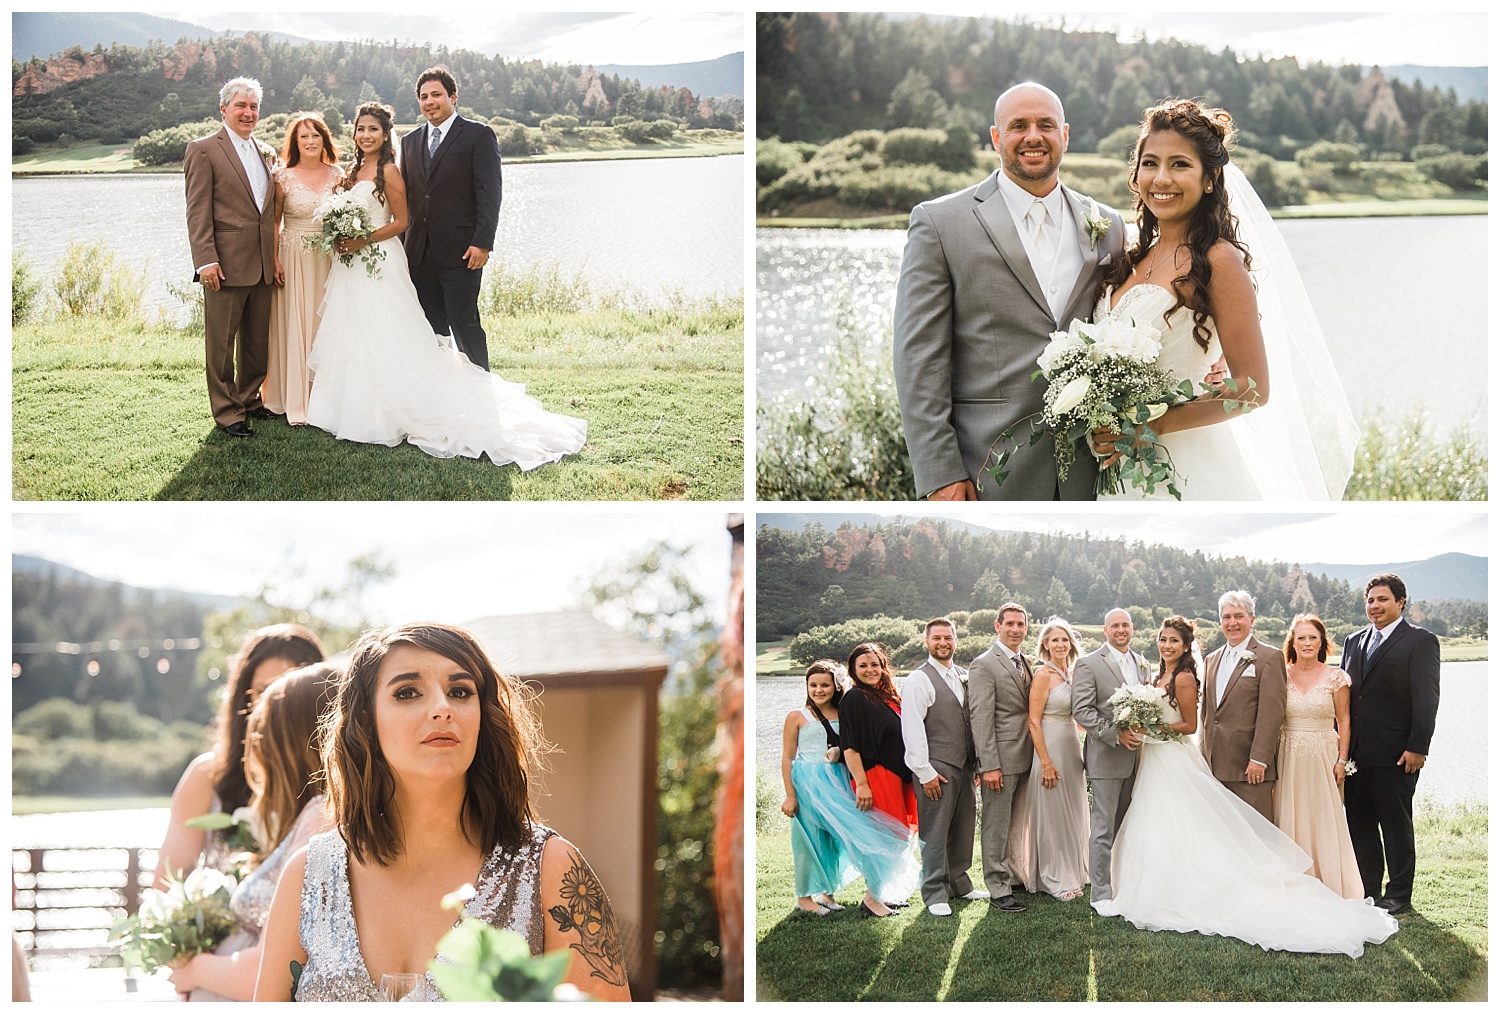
[{"x1": 1241, "y1": 665, "x2": 1257, "y2": 679}]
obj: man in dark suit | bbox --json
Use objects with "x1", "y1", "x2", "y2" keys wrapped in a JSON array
[
  {"x1": 1340, "y1": 572, "x2": 1441, "y2": 915},
  {"x1": 400, "y1": 67, "x2": 503, "y2": 370},
  {"x1": 184, "y1": 76, "x2": 279, "y2": 437}
]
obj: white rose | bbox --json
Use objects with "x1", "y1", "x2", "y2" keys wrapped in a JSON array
[{"x1": 1038, "y1": 330, "x2": 1085, "y2": 375}]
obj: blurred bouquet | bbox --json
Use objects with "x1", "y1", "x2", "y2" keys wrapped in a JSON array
[
  {"x1": 1105, "y1": 683, "x2": 1182, "y2": 743},
  {"x1": 109, "y1": 867, "x2": 238, "y2": 973},
  {"x1": 185, "y1": 805, "x2": 259, "y2": 854},
  {"x1": 427, "y1": 884, "x2": 587, "y2": 1001},
  {"x1": 307, "y1": 191, "x2": 386, "y2": 278}
]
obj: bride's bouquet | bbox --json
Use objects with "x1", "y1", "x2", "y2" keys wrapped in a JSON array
[
  {"x1": 108, "y1": 866, "x2": 238, "y2": 974},
  {"x1": 307, "y1": 192, "x2": 387, "y2": 278},
  {"x1": 1105, "y1": 683, "x2": 1183, "y2": 743},
  {"x1": 989, "y1": 313, "x2": 1194, "y2": 499}
]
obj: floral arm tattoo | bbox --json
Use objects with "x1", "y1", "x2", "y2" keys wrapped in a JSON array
[{"x1": 547, "y1": 850, "x2": 626, "y2": 987}]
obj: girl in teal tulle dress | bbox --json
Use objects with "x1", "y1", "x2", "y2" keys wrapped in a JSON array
[{"x1": 779, "y1": 660, "x2": 921, "y2": 916}]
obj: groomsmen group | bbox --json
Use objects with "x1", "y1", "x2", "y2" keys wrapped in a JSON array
[{"x1": 898, "y1": 573, "x2": 1439, "y2": 917}]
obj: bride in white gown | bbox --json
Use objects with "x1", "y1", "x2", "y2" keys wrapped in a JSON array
[
  {"x1": 1096, "y1": 616, "x2": 1398, "y2": 957},
  {"x1": 305, "y1": 102, "x2": 586, "y2": 469},
  {"x1": 1092, "y1": 100, "x2": 1358, "y2": 500}
]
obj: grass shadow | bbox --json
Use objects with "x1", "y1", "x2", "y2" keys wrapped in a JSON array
[{"x1": 944, "y1": 893, "x2": 1091, "y2": 1001}]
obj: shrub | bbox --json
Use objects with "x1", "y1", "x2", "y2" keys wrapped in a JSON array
[
  {"x1": 1344, "y1": 408, "x2": 1486, "y2": 500},
  {"x1": 481, "y1": 261, "x2": 594, "y2": 316},
  {"x1": 757, "y1": 312, "x2": 914, "y2": 500},
  {"x1": 14, "y1": 134, "x2": 35, "y2": 155},
  {"x1": 540, "y1": 114, "x2": 579, "y2": 132},
  {"x1": 497, "y1": 124, "x2": 539, "y2": 157},
  {"x1": 1295, "y1": 140, "x2": 1363, "y2": 174},
  {"x1": 615, "y1": 119, "x2": 655, "y2": 144},
  {"x1": 1410, "y1": 144, "x2": 1451, "y2": 162},
  {"x1": 835, "y1": 164, "x2": 972, "y2": 211},
  {"x1": 1097, "y1": 124, "x2": 1142, "y2": 162},
  {"x1": 13, "y1": 252, "x2": 44, "y2": 327},
  {"x1": 788, "y1": 615, "x2": 923, "y2": 667},
  {"x1": 1417, "y1": 152, "x2": 1485, "y2": 190},
  {"x1": 14, "y1": 698, "x2": 93, "y2": 740},
  {"x1": 880, "y1": 127, "x2": 952, "y2": 167},
  {"x1": 756, "y1": 136, "x2": 805, "y2": 187},
  {"x1": 1236, "y1": 152, "x2": 1305, "y2": 207},
  {"x1": 647, "y1": 119, "x2": 677, "y2": 140},
  {"x1": 53, "y1": 241, "x2": 146, "y2": 320},
  {"x1": 132, "y1": 118, "x2": 221, "y2": 166}
]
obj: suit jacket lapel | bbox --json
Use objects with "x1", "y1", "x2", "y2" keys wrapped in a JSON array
[
  {"x1": 1363, "y1": 623, "x2": 1406, "y2": 679},
  {"x1": 214, "y1": 127, "x2": 259, "y2": 208},
  {"x1": 1100, "y1": 648, "x2": 1126, "y2": 689},
  {"x1": 972, "y1": 172, "x2": 1052, "y2": 320},
  {"x1": 1060, "y1": 186, "x2": 1102, "y2": 318},
  {"x1": 1217, "y1": 638, "x2": 1256, "y2": 711},
  {"x1": 428, "y1": 115, "x2": 461, "y2": 173}
]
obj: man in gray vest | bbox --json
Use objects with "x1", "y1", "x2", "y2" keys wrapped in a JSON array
[
  {"x1": 901, "y1": 617, "x2": 986, "y2": 916},
  {"x1": 969, "y1": 602, "x2": 1034, "y2": 911},
  {"x1": 1071, "y1": 607, "x2": 1147, "y2": 912}
]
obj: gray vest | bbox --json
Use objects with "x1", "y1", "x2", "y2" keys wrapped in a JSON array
[{"x1": 918, "y1": 660, "x2": 977, "y2": 770}]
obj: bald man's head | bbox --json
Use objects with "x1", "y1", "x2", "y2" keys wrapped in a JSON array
[{"x1": 991, "y1": 82, "x2": 1068, "y2": 194}]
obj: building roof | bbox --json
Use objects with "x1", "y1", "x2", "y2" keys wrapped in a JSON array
[{"x1": 463, "y1": 609, "x2": 671, "y2": 680}]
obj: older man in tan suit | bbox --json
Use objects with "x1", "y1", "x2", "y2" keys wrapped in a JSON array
[
  {"x1": 1200, "y1": 590, "x2": 1287, "y2": 821},
  {"x1": 184, "y1": 76, "x2": 279, "y2": 437}
]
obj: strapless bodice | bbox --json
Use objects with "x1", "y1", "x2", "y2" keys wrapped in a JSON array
[{"x1": 1097, "y1": 283, "x2": 1220, "y2": 388}]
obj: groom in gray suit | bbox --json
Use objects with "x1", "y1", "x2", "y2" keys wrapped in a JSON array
[
  {"x1": 894, "y1": 82, "x2": 1126, "y2": 500},
  {"x1": 1071, "y1": 608, "x2": 1148, "y2": 912}
]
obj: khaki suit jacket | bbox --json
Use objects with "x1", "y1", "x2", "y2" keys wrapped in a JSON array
[
  {"x1": 184, "y1": 125, "x2": 277, "y2": 287},
  {"x1": 1200, "y1": 636, "x2": 1287, "y2": 782}
]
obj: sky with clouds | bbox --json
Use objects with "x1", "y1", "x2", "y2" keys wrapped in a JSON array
[
  {"x1": 759, "y1": 509, "x2": 1488, "y2": 569},
  {"x1": 12, "y1": 507, "x2": 734, "y2": 627},
  {"x1": 172, "y1": 12, "x2": 744, "y2": 66}
]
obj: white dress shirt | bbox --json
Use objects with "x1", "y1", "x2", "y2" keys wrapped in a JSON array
[
  {"x1": 900, "y1": 657, "x2": 965, "y2": 785},
  {"x1": 1216, "y1": 636, "x2": 1251, "y2": 707},
  {"x1": 995, "y1": 169, "x2": 1085, "y2": 323},
  {"x1": 426, "y1": 110, "x2": 457, "y2": 156},
  {"x1": 1107, "y1": 644, "x2": 1139, "y2": 685}
]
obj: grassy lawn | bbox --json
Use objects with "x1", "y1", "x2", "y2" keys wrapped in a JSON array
[
  {"x1": 755, "y1": 800, "x2": 1487, "y2": 1001},
  {"x1": 12, "y1": 795, "x2": 173, "y2": 815},
  {"x1": 756, "y1": 640, "x2": 793, "y2": 676},
  {"x1": 13, "y1": 292, "x2": 743, "y2": 500}
]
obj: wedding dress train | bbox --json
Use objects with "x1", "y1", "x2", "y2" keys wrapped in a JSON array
[
  {"x1": 306, "y1": 180, "x2": 585, "y2": 468},
  {"x1": 1095, "y1": 700, "x2": 1398, "y2": 956}
]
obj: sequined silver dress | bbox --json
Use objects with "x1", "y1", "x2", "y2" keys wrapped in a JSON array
[
  {"x1": 189, "y1": 795, "x2": 329, "y2": 1002},
  {"x1": 294, "y1": 823, "x2": 557, "y2": 1001}
]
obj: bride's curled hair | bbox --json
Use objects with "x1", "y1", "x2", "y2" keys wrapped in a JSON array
[
  {"x1": 1156, "y1": 614, "x2": 1201, "y2": 716},
  {"x1": 341, "y1": 101, "x2": 398, "y2": 205},
  {"x1": 1099, "y1": 98, "x2": 1254, "y2": 352}
]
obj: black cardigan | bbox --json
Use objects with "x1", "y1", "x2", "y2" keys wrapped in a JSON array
[{"x1": 838, "y1": 687, "x2": 912, "y2": 782}]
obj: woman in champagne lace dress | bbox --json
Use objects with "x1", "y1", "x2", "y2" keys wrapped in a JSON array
[
  {"x1": 168, "y1": 663, "x2": 339, "y2": 1000},
  {"x1": 253, "y1": 623, "x2": 629, "y2": 1001},
  {"x1": 1015, "y1": 618, "x2": 1088, "y2": 900},
  {"x1": 266, "y1": 115, "x2": 342, "y2": 424},
  {"x1": 1275, "y1": 614, "x2": 1364, "y2": 899}
]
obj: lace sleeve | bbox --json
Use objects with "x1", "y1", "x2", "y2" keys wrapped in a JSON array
[{"x1": 1327, "y1": 668, "x2": 1351, "y2": 692}]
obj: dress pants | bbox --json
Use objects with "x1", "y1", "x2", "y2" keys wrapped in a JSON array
[
  {"x1": 978, "y1": 771, "x2": 1028, "y2": 898},
  {"x1": 1223, "y1": 778, "x2": 1276, "y2": 824},
  {"x1": 914, "y1": 758, "x2": 976, "y2": 907},
  {"x1": 204, "y1": 281, "x2": 271, "y2": 427},
  {"x1": 1087, "y1": 772, "x2": 1134, "y2": 903},
  {"x1": 1344, "y1": 765, "x2": 1419, "y2": 905},
  {"x1": 411, "y1": 258, "x2": 488, "y2": 371}
]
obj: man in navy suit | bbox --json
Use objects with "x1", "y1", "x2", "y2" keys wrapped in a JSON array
[
  {"x1": 1339, "y1": 573, "x2": 1440, "y2": 915},
  {"x1": 400, "y1": 67, "x2": 502, "y2": 370}
]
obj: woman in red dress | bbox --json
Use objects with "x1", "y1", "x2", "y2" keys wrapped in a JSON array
[{"x1": 838, "y1": 641, "x2": 920, "y2": 917}]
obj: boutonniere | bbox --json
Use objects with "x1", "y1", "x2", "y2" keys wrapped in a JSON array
[{"x1": 1083, "y1": 198, "x2": 1111, "y2": 249}]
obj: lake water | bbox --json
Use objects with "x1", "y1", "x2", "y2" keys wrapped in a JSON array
[
  {"x1": 753, "y1": 659, "x2": 1488, "y2": 806},
  {"x1": 11, "y1": 154, "x2": 744, "y2": 319},
  {"x1": 755, "y1": 215, "x2": 1488, "y2": 435}
]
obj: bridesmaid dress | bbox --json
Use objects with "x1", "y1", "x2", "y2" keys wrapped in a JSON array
[{"x1": 1015, "y1": 666, "x2": 1089, "y2": 899}]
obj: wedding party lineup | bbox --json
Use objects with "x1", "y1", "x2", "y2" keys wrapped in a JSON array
[{"x1": 8, "y1": 8, "x2": 1491, "y2": 1007}]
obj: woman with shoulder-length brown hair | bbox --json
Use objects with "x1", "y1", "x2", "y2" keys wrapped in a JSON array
[
  {"x1": 253, "y1": 622, "x2": 630, "y2": 1002},
  {"x1": 169, "y1": 662, "x2": 340, "y2": 1001},
  {"x1": 265, "y1": 111, "x2": 344, "y2": 424},
  {"x1": 156, "y1": 624, "x2": 325, "y2": 888}
]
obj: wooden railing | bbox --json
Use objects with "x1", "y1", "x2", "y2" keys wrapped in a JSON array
[{"x1": 12, "y1": 846, "x2": 155, "y2": 959}]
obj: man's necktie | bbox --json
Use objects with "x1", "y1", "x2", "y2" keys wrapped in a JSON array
[
  {"x1": 1027, "y1": 199, "x2": 1054, "y2": 263},
  {"x1": 428, "y1": 125, "x2": 442, "y2": 162}
]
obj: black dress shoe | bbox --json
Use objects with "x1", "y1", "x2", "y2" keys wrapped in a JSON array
[
  {"x1": 859, "y1": 901, "x2": 899, "y2": 918},
  {"x1": 222, "y1": 421, "x2": 253, "y2": 438},
  {"x1": 248, "y1": 406, "x2": 279, "y2": 420},
  {"x1": 989, "y1": 895, "x2": 1027, "y2": 913},
  {"x1": 1375, "y1": 897, "x2": 1411, "y2": 915}
]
